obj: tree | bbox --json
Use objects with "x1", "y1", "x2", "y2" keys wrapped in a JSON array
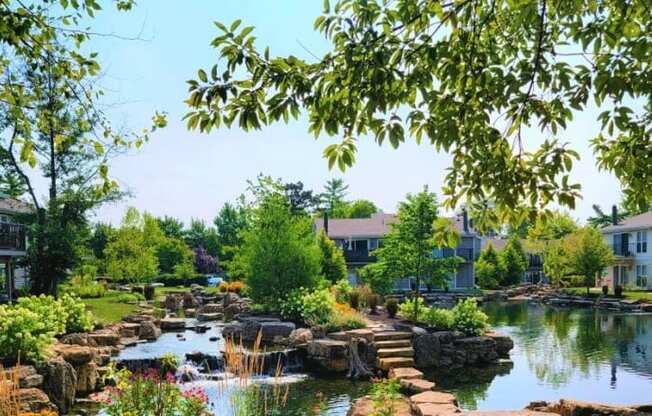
[
  {"x1": 475, "y1": 243, "x2": 505, "y2": 289},
  {"x1": 371, "y1": 187, "x2": 458, "y2": 321},
  {"x1": 542, "y1": 240, "x2": 570, "y2": 288},
  {"x1": 157, "y1": 216, "x2": 185, "y2": 240},
  {"x1": 500, "y1": 238, "x2": 528, "y2": 286},
  {"x1": 104, "y1": 209, "x2": 158, "y2": 283},
  {"x1": 565, "y1": 227, "x2": 615, "y2": 295},
  {"x1": 284, "y1": 181, "x2": 319, "y2": 215},
  {"x1": 320, "y1": 179, "x2": 348, "y2": 214},
  {"x1": 528, "y1": 211, "x2": 579, "y2": 241},
  {"x1": 344, "y1": 199, "x2": 378, "y2": 218},
  {"x1": 0, "y1": 0, "x2": 163, "y2": 294},
  {"x1": 194, "y1": 246, "x2": 218, "y2": 274},
  {"x1": 233, "y1": 193, "x2": 321, "y2": 308},
  {"x1": 157, "y1": 238, "x2": 194, "y2": 275},
  {"x1": 0, "y1": 170, "x2": 27, "y2": 198},
  {"x1": 316, "y1": 229, "x2": 347, "y2": 284},
  {"x1": 187, "y1": 1, "x2": 652, "y2": 225},
  {"x1": 87, "y1": 223, "x2": 114, "y2": 273},
  {"x1": 214, "y1": 201, "x2": 249, "y2": 264},
  {"x1": 184, "y1": 219, "x2": 220, "y2": 257}
]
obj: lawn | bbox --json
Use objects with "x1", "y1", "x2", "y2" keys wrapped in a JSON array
[
  {"x1": 83, "y1": 292, "x2": 140, "y2": 324},
  {"x1": 563, "y1": 287, "x2": 652, "y2": 302}
]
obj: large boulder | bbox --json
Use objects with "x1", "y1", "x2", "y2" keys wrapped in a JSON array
[
  {"x1": 347, "y1": 396, "x2": 412, "y2": 416},
  {"x1": 223, "y1": 303, "x2": 242, "y2": 321},
  {"x1": 60, "y1": 332, "x2": 97, "y2": 347},
  {"x1": 258, "y1": 321, "x2": 296, "y2": 342},
  {"x1": 165, "y1": 294, "x2": 183, "y2": 311},
  {"x1": 222, "y1": 323, "x2": 244, "y2": 339},
  {"x1": 487, "y1": 332, "x2": 514, "y2": 357},
  {"x1": 183, "y1": 292, "x2": 200, "y2": 309},
  {"x1": 160, "y1": 317, "x2": 186, "y2": 330},
  {"x1": 413, "y1": 332, "x2": 451, "y2": 368},
  {"x1": 288, "y1": 328, "x2": 313, "y2": 346},
  {"x1": 119, "y1": 323, "x2": 142, "y2": 338},
  {"x1": 200, "y1": 303, "x2": 223, "y2": 314},
  {"x1": 139, "y1": 321, "x2": 162, "y2": 340},
  {"x1": 88, "y1": 330, "x2": 121, "y2": 347},
  {"x1": 18, "y1": 388, "x2": 57, "y2": 413},
  {"x1": 76, "y1": 362, "x2": 99, "y2": 394},
  {"x1": 453, "y1": 336, "x2": 498, "y2": 365},
  {"x1": 223, "y1": 292, "x2": 240, "y2": 307},
  {"x1": 305, "y1": 339, "x2": 348, "y2": 373},
  {"x1": 52, "y1": 344, "x2": 97, "y2": 366},
  {"x1": 527, "y1": 399, "x2": 652, "y2": 416},
  {"x1": 2, "y1": 365, "x2": 43, "y2": 388},
  {"x1": 36, "y1": 357, "x2": 77, "y2": 414}
]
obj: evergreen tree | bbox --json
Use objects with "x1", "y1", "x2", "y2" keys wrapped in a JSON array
[
  {"x1": 500, "y1": 238, "x2": 528, "y2": 286},
  {"x1": 475, "y1": 243, "x2": 505, "y2": 289},
  {"x1": 316, "y1": 229, "x2": 347, "y2": 284}
]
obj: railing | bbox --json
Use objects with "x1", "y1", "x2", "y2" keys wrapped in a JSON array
[
  {"x1": 343, "y1": 249, "x2": 376, "y2": 263},
  {"x1": 611, "y1": 243, "x2": 635, "y2": 257},
  {"x1": 455, "y1": 248, "x2": 474, "y2": 262},
  {"x1": 0, "y1": 222, "x2": 26, "y2": 251}
]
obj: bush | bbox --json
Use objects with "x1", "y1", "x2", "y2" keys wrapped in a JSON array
[
  {"x1": 397, "y1": 297, "x2": 429, "y2": 321},
  {"x1": 369, "y1": 378, "x2": 401, "y2": 416},
  {"x1": 326, "y1": 304, "x2": 367, "y2": 332},
  {"x1": 59, "y1": 294, "x2": 94, "y2": 333},
  {"x1": 348, "y1": 290, "x2": 360, "y2": 310},
  {"x1": 452, "y1": 298, "x2": 488, "y2": 336},
  {"x1": 0, "y1": 305, "x2": 56, "y2": 362},
  {"x1": 424, "y1": 308, "x2": 454, "y2": 330},
  {"x1": 367, "y1": 294, "x2": 380, "y2": 314},
  {"x1": 143, "y1": 285, "x2": 155, "y2": 301},
  {"x1": 602, "y1": 285, "x2": 609, "y2": 295},
  {"x1": 615, "y1": 284, "x2": 623, "y2": 297},
  {"x1": 300, "y1": 288, "x2": 335, "y2": 326},
  {"x1": 218, "y1": 281, "x2": 229, "y2": 293},
  {"x1": 279, "y1": 288, "x2": 308, "y2": 322},
  {"x1": 116, "y1": 292, "x2": 144, "y2": 303},
  {"x1": 229, "y1": 281, "x2": 245, "y2": 294},
  {"x1": 155, "y1": 274, "x2": 207, "y2": 287},
  {"x1": 332, "y1": 279, "x2": 352, "y2": 303},
  {"x1": 16, "y1": 295, "x2": 67, "y2": 335},
  {"x1": 385, "y1": 298, "x2": 398, "y2": 318}
]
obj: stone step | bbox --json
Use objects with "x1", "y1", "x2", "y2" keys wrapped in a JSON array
[
  {"x1": 374, "y1": 339, "x2": 412, "y2": 349},
  {"x1": 399, "y1": 378, "x2": 435, "y2": 393},
  {"x1": 389, "y1": 367, "x2": 423, "y2": 380},
  {"x1": 373, "y1": 331, "x2": 413, "y2": 342},
  {"x1": 377, "y1": 347, "x2": 414, "y2": 358},
  {"x1": 377, "y1": 357, "x2": 415, "y2": 370}
]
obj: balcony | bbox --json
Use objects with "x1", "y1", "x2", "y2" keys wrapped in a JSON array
[
  {"x1": 343, "y1": 249, "x2": 376, "y2": 264},
  {"x1": 455, "y1": 248, "x2": 474, "y2": 262},
  {"x1": 0, "y1": 222, "x2": 26, "y2": 252},
  {"x1": 611, "y1": 243, "x2": 635, "y2": 257}
]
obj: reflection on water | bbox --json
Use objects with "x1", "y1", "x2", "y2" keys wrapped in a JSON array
[{"x1": 439, "y1": 302, "x2": 652, "y2": 410}]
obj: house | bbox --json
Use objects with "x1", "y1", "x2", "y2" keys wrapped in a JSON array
[
  {"x1": 600, "y1": 207, "x2": 651, "y2": 290},
  {"x1": 480, "y1": 237, "x2": 546, "y2": 284},
  {"x1": 313, "y1": 211, "x2": 480, "y2": 291},
  {"x1": 0, "y1": 194, "x2": 31, "y2": 301}
]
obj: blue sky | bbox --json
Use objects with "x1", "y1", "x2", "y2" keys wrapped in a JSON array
[{"x1": 87, "y1": 1, "x2": 622, "y2": 225}]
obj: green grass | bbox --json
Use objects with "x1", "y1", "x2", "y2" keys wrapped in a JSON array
[
  {"x1": 83, "y1": 292, "x2": 140, "y2": 324},
  {"x1": 157, "y1": 285, "x2": 221, "y2": 295},
  {"x1": 563, "y1": 287, "x2": 652, "y2": 302}
]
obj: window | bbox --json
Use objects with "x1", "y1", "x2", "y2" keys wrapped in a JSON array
[
  {"x1": 636, "y1": 264, "x2": 648, "y2": 288},
  {"x1": 637, "y1": 231, "x2": 648, "y2": 253}
]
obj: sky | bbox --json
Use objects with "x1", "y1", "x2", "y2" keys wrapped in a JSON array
[{"x1": 82, "y1": 0, "x2": 622, "y2": 226}]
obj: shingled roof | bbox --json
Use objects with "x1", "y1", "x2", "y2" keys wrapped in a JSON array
[{"x1": 601, "y1": 210, "x2": 652, "y2": 233}]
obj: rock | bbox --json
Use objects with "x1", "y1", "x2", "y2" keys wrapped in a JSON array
[
  {"x1": 160, "y1": 317, "x2": 186, "y2": 330},
  {"x1": 122, "y1": 314, "x2": 155, "y2": 324},
  {"x1": 223, "y1": 292, "x2": 240, "y2": 307},
  {"x1": 288, "y1": 328, "x2": 313, "y2": 346},
  {"x1": 640, "y1": 303, "x2": 652, "y2": 312},
  {"x1": 60, "y1": 333, "x2": 97, "y2": 347},
  {"x1": 412, "y1": 402, "x2": 460, "y2": 416},
  {"x1": 209, "y1": 336, "x2": 219, "y2": 342},
  {"x1": 223, "y1": 303, "x2": 242, "y2": 321},
  {"x1": 400, "y1": 378, "x2": 435, "y2": 393},
  {"x1": 222, "y1": 323, "x2": 243, "y2": 339},
  {"x1": 88, "y1": 331, "x2": 121, "y2": 347},
  {"x1": 413, "y1": 332, "x2": 446, "y2": 368},
  {"x1": 197, "y1": 312, "x2": 223, "y2": 322},
  {"x1": 119, "y1": 323, "x2": 141, "y2": 338},
  {"x1": 259, "y1": 321, "x2": 296, "y2": 342},
  {"x1": 139, "y1": 321, "x2": 162, "y2": 340},
  {"x1": 183, "y1": 292, "x2": 200, "y2": 309},
  {"x1": 36, "y1": 357, "x2": 77, "y2": 414},
  {"x1": 389, "y1": 367, "x2": 424, "y2": 381},
  {"x1": 53, "y1": 344, "x2": 97, "y2": 365},
  {"x1": 305, "y1": 339, "x2": 349, "y2": 373},
  {"x1": 165, "y1": 294, "x2": 182, "y2": 311},
  {"x1": 17, "y1": 388, "x2": 56, "y2": 413},
  {"x1": 486, "y1": 332, "x2": 514, "y2": 357},
  {"x1": 2, "y1": 366, "x2": 43, "y2": 388},
  {"x1": 185, "y1": 308, "x2": 196, "y2": 317},
  {"x1": 76, "y1": 362, "x2": 99, "y2": 394},
  {"x1": 527, "y1": 398, "x2": 649, "y2": 416},
  {"x1": 453, "y1": 336, "x2": 498, "y2": 364},
  {"x1": 200, "y1": 303, "x2": 223, "y2": 314},
  {"x1": 348, "y1": 395, "x2": 412, "y2": 416},
  {"x1": 410, "y1": 391, "x2": 458, "y2": 406}
]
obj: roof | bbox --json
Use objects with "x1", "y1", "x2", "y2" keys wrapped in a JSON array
[
  {"x1": 481, "y1": 237, "x2": 508, "y2": 252},
  {"x1": 0, "y1": 196, "x2": 32, "y2": 215},
  {"x1": 314, "y1": 212, "x2": 477, "y2": 239},
  {"x1": 314, "y1": 213, "x2": 397, "y2": 239},
  {"x1": 601, "y1": 210, "x2": 652, "y2": 233}
]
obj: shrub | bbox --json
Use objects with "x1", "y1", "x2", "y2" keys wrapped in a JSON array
[
  {"x1": 326, "y1": 303, "x2": 367, "y2": 332},
  {"x1": 16, "y1": 295, "x2": 67, "y2": 335},
  {"x1": 385, "y1": 299, "x2": 399, "y2": 318},
  {"x1": 369, "y1": 379, "x2": 401, "y2": 416},
  {"x1": 356, "y1": 285, "x2": 374, "y2": 308},
  {"x1": 91, "y1": 367, "x2": 208, "y2": 416},
  {"x1": 59, "y1": 294, "x2": 94, "y2": 333},
  {"x1": 0, "y1": 305, "x2": 56, "y2": 362},
  {"x1": 452, "y1": 298, "x2": 489, "y2": 336},
  {"x1": 143, "y1": 285, "x2": 155, "y2": 301},
  {"x1": 348, "y1": 290, "x2": 360, "y2": 310},
  {"x1": 367, "y1": 294, "x2": 380, "y2": 314},
  {"x1": 615, "y1": 285, "x2": 623, "y2": 297},
  {"x1": 229, "y1": 281, "x2": 245, "y2": 294},
  {"x1": 279, "y1": 288, "x2": 308, "y2": 322},
  {"x1": 397, "y1": 297, "x2": 429, "y2": 321},
  {"x1": 116, "y1": 293, "x2": 144, "y2": 303},
  {"x1": 424, "y1": 308, "x2": 454, "y2": 330},
  {"x1": 332, "y1": 279, "x2": 352, "y2": 303},
  {"x1": 300, "y1": 288, "x2": 335, "y2": 326},
  {"x1": 602, "y1": 285, "x2": 609, "y2": 295},
  {"x1": 218, "y1": 281, "x2": 229, "y2": 293}
]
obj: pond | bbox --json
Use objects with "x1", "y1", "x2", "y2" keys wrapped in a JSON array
[
  {"x1": 85, "y1": 302, "x2": 652, "y2": 415},
  {"x1": 432, "y1": 301, "x2": 652, "y2": 411}
]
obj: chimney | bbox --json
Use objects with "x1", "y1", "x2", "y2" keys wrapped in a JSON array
[
  {"x1": 612, "y1": 205, "x2": 618, "y2": 226},
  {"x1": 462, "y1": 209, "x2": 469, "y2": 233},
  {"x1": 324, "y1": 212, "x2": 329, "y2": 234}
]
